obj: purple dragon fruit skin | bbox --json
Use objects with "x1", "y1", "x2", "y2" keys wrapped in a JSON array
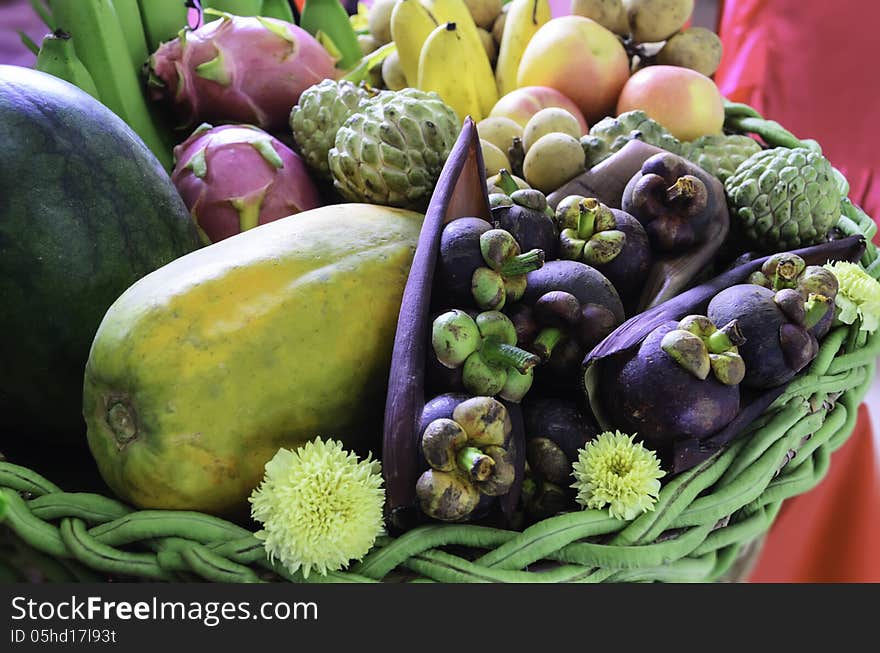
[
  {"x1": 172, "y1": 124, "x2": 321, "y2": 242},
  {"x1": 149, "y1": 14, "x2": 338, "y2": 131}
]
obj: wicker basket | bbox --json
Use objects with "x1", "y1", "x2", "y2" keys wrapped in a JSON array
[{"x1": 1, "y1": 103, "x2": 878, "y2": 584}]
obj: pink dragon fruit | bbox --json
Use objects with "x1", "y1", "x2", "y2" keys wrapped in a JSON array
[
  {"x1": 172, "y1": 123, "x2": 321, "y2": 242},
  {"x1": 148, "y1": 13, "x2": 338, "y2": 131}
]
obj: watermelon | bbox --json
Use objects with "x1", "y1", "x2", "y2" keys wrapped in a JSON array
[{"x1": 0, "y1": 65, "x2": 200, "y2": 444}]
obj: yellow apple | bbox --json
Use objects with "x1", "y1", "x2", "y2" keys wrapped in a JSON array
[
  {"x1": 490, "y1": 86, "x2": 589, "y2": 134},
  {"x1": 616, "y1": 65, "x2": 725, "y2": 141},
  {"x1": 516, "y1": 16, "x2": 630, "y2": 124}
]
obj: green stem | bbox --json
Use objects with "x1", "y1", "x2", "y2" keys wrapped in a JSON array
[
  {"x1": 457, "y1": 447, "x2": 495, "y2": 482},
  {"x1": 804, "y1": 296, "x2": 832, "y2": 329},
  {"x1": 531, "y1": 327, "x2": 565, "y2": 361},
  {"x1": 706, "y1": 330, "x2": 734, "y2": 354},
  {"x1": 480, "y1": 339, "x2": 541, "y2": 373},
  {"x1": 498, "y1": 249, "x2": 544, "y2": 276},
  {"x1": 577, "y1": 201, "x2": 597, "y2": 240},
  {"x1": 497, "y1": 169, "x2": 520, "y2": 195}
]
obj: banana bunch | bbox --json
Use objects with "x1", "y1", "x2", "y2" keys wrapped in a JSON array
[
  {"x1": 389, "y1": 0, "x2": 498, "y2": 122},
  {"x1": 31, "y1": 1, "x2": 297, "y2": 172},
  {"x1": 30, "y1": 0, "x2": 177, "y2": 170}
]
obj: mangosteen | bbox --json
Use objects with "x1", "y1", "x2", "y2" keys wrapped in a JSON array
[
  {"x1": 512, "y1": 260, "x2": 625, "y2": 386},
  {"x1": 707, "y1": 281, "x2": 830, "y2": 389},
  {"x1": 745, "y1": 252, "x2": 840, "y2": 340},
  {"x1": 600, "y1": 315, "x2": 745, "y2": 451},
  {"x1": 490, "y1": 171, "x2": 559, "y2": 258},
  {"x1": 437, "y1": 217, "x2": 545, "y2": 310},
  {"x1": 522, "y1": 396, "x2": 597, "y2": 486},
  {"x1": 430, "y1": 309, "x2": 541, "y2": 402},
  {"x1": 621, "y1": 152, "x2": 713, "y2": 254},
  {"x1": 415, "y1": 396, "x2": 517, "y2": 522},
  {"x1": 554, "y1": 195, "x2": 652, "y2": 312}
]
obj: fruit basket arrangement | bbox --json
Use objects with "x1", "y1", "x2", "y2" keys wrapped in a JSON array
[{"x1": 2, "y1": 0, "x2": 879, "y2": 583}]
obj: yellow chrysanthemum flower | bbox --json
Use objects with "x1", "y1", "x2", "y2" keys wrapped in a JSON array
[
  {"x1": 824, "y1": 261, "x2": 880, "y2": 332},
  {"x1": 249, "y1": 438, "x2": 384, "y2": 578},
  {"x1": 571, "y1": 431, "x2": 665, "y2": 521}
]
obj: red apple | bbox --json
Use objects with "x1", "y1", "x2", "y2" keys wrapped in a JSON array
[
  {"x1": 616, "y1": 65, "x2": 725, "y2": 141},
  {"x1": 516, "y1": 16, "x2": 630, "y2": 125},
  {"x1": 489, "y1": 86, "x2": 589, "y2": 135}
]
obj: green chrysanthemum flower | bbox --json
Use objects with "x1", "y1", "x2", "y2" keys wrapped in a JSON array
[
  {"x1": 249, "y1": 438, "x2": 385, "y2": 578},
  {"x1": 571, "y1": 431, "x2": 665, "y2": 521},
  {"x1": 823, "y1": 261, "x2": 880, "y2": 332}
]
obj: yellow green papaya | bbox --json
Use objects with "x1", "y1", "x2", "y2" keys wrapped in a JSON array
[{"x1": 83, "y1": 204, "x2": 422, "y2": 515}]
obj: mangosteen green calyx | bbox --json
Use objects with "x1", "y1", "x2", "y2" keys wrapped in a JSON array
[
  {"x1": 747, "y1": 252, "x2": 840, "y2": 339},
  {"x1": 554, "y1": 195, "x2": 652, "y2": 308},
  {"x1": 416, "y1": 397, "x2": 517, "y2": 521},
  {"x1": 431, "y1": 309, "x2": 541, "y2": 402},
  {"x1": 490, "y1": 169, "x2": 559, "y2": 259},
  {"x1": 708, "y1": 271, "x2": 836, "y2": 389},
  {"x1": 600, "y1": 315, "x2": 744, "y2": 450},
  {"x1": 622, "y1": 152, "x2": 712, "y2": 254},
  {"x1": 438, "y1": 216, "x2": 545, "y2": 310},
  {"x1": 725, "y1": 147, "x2": 841, "y2": 251},
  {"x1": 511, "y1": 260, "x2": 625, "y2": 381}
]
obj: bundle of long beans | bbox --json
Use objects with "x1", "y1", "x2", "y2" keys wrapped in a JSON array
[{"x1": 1, "y1": 104, "x2": 877, "y2": 584}]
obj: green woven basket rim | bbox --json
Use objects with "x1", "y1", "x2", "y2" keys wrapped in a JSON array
[{"x1": 2, "y1": 102, "x2": 878, "y2": 584}]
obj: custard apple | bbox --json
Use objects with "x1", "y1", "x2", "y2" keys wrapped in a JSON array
[
  {"x1": 682, "y1": 134, "x2": 763, "y2": 182},
  {"x1": 329, "y1": 89, "x2": 461, "y2": 208},
  {"x1": 581, "y1": 110, "x2": 683, "y2": 168},
  {"x1": 725, "y1": 147, "x2": 841, "y2": 251},
  {"x1": 290, "y1": 80, "x2": 381, "y2": 179}
]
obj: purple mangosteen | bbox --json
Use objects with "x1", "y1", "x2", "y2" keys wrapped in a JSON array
[
  {"x1": 600, "y1": 315, "x2": 745, "y2": 450},
  {"x1": 554, "y1": 195, "x2": 652, "y2": 311}
]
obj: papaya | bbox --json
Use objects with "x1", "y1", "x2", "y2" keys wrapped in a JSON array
[{"x1": 83, "y1": 204, "x2": 422, "y2": 515}]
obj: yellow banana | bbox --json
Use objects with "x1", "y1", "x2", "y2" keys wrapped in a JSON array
[
  {"x1": 35, "y1": 30, "x2": 101, "y2": 100},
  {"x1": 495, "y1": 0, "x2": 551, "y2": 97},
  {"x1": 391, "y1": 0, "x2": 438, "y2": 88},
  {"x1": 418, "y1": 22, "x2": 481, "y2": 122},
  {"x1": 420, "y1": 0, "x2": 497, "y2": 116}
]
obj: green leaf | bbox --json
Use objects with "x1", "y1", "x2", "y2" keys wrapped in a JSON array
[
  {"x1": 29, "y1": 0, "x2": 55, "y2": 30},
  {"x1": 342, "y1": 42, "x2": 396, "y2": 84},
  {"x1": 18, "y1": 31, "x2": 40, "y2": 56}
]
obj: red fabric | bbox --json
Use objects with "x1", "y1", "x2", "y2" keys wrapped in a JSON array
[
  {"x1": 714, "y1": 0, "x2": 880, "y2": 231},
  {"x1": 749, "y1": 405, "x2": 880, "y2": 582},
  {"x1": 716, "y1": 2, "x2": 880, "y2": 581}
]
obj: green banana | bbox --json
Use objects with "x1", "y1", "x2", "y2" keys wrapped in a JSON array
[
  {"x1": 112, "y1": 0, "x2": 150, "y2": 70},
  {"x1": 203, "y1": 0, "x2": 263, "y2": 14},
  {"x1": 35, "y1": 30, "x2": 101, "y2": 100},
  {"x1": 30, "y1": 0, "x2": 56, "y2": 29},
  {"x1": 137, "y1": 0, "x2": 189, "y2": 52},
  {"x1": 300, "y1": 0, "x2": 362, "y2": 69},
  {"x1": 49, "y1": 0, "x2": 173, "y2": 170},
  {"x1": 260, "y1": 0, "x2": 295, "y2": 21}
]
